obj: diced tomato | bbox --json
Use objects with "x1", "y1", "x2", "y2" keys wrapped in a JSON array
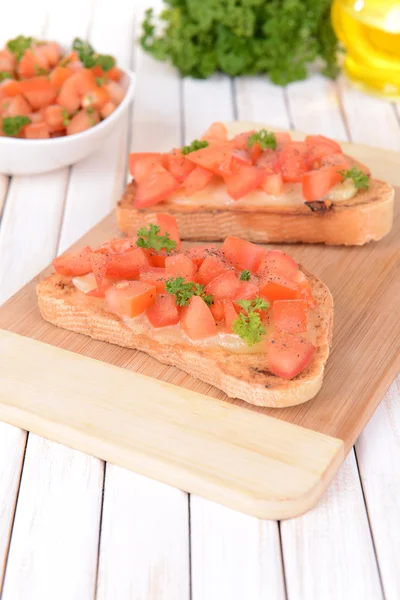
[
  {"x1": 165, "y1": 253, "x2": 197, "y2": 281},
  {"x1": 18, "y1": 49, "x2": 49, "y2": 79},
  {"x1": 221, "y1": 236, "x2": 266, "y2": 271},
  {"x1": 183, "y1": 244, "x2": 218, "y2": 267},
  {"x1": 1, "y1": 80, "x2": 22, "y2": 97},
  {"x1": 104, "y1": 247, "x2": 152, "y2": 279},
  {"x1": 234, "y1": 281, "x2": 259, "y2": 300},
  {"x1": 100, "y1": 101, "x2": 116, "y2": 119},
  {"x1": 0, "y1": 49, "x2": 15, "y2": 72},
  {"x1": 44, "y1": 104, "x2": 66, "y2": 132},
  {"x1": 52, "y1": 246, "x2": 92, "y2": 276},
  {"x1": 38, "y1": 42, "x2": 61, "y2": 67},
  {"x1": 295, "y1": 271, "x2": 317, "y2": 309},
  {"x1": 205, "y1": 271, "x2": 241, "y2": 301},
  {"x1": 146, "y1": 294, "x2": 180, "y2": 328},
  {"x1": 231, "y1": 149, "x2": 252, "y2": 167},
  {"x1": 260, "y1": 172, "x2": 283, "y2": 195},
  {"x1": 156, "y1": 213, "x2": 181, "y2": 250},
  {"x1": 24, "y1": 122, "x2": 50, "y2": 139},
  {"x1": 274, "y1": 132, "x2": 292, "y2": 148},
  {"x1": 134, "y1": 164, "x2": 180, "y2": 209},
  {"x1": 105, "y1": 281, "x2": 156, "y2": 318},
  {"x1": 222, "y1": 164, "x2": 266, "y2": 200},
  {"x1": 201, "y1": 121, "x2": 228, "y2": 141},
  {"x1": 67, "y1": 108, "x2": 99, "y2": 135},
  {"x1": 305, "y1": 135, "x2": 341, "y2": 154},
  {"x1": 259, "y1": 275, "x2": 300, "y2": 301},
  {"x1": 73, "y1": 69, "x2": 97, "y2": 95},
  {"x1": 180, "y1": 295, "x2": 217, "y2": 340},
  {"x1": 139, "y1": 267, "x2": 169, "y2": 293},
  {"x1": 49, "y1": 66, "x2": 73, "y2": 90},
  {"x1": 185, "y1": 142, "x2": 233, "y2": 174},
  {"x1": 148, "y1": 251, "x2": 168, "y2": 268},
  {"x1": 272, "y1": 299, "x2": 308, "y2": 334},
  {"x1": 82, "y1": 86, "x2": 110, "y2": 109},
  {"x1": 129, "y1": 152, "x2": 164, "y2": 181},
  {"x1": 89, "y1": 252, "x2": 110, "y2": 286},
  {"x1": 20, "y1": 77, "x2": 57, "y2": 110},
  {"x1": 256, "y1": 149, "x2": 280, "y2": 172},
  {"x1": 3, "y1": 94, "x2": 31, "y2": 117},
  {"x1": 57, "y1": 76, "x2": 81, "y2": 113},
  {"x1": 223, "y1": 299, "x2": 239, "y2": 332},
  {"x1": 99, "y1": 238, "x2": 136, "y2": 255},
  {"x1": 266, "y1": 333, "x2": 315, "y2": 379},
  {"x1": 197, "y1": 254, "x2": 230, "y2": 286},
  {"x1": 249, "y1": 142, "x2": 262, "y2": 162},
  {"x1": 86, "y1": 282, "x2": 112, "y2": 298},
  {"x1": 232, "y1": 131, "x2": 254, "y2": 151},
  {"x1": 28, "y1": 110, "x2": 44, "y2": 123},
  {"x1": 184, "y1": 165, "x2": 214, "y2": 196},
  {"x1": 104, "y1": 81, "x2": 125, "y2": 105},
  {"x1": 210, "y1": 299, "x2": 224, "y2": 321},
  {"x1": 166, "y1": 149, "x2": 195, "y2": 183},
  {"x1": 302, "y1": 166, "x2": 345, "y2": 201},
  {"x1": 279, "y1": 143, "x2": 308, "y2": 182},
  {"x1": 107, "y1": 66, "x2": 122, "y2": 81},
  {"x1": 257, "y1": 250, "x2": 298, "y2": 280}
]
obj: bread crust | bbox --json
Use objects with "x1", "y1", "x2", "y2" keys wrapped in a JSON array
[
  {"x1": 117, "y1": 177, "x2": 394, "y2": 245},
  {"x1": 37, "y1": 269, "x2": 333, "y2": 408}
]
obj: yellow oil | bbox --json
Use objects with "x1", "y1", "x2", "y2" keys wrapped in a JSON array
[{"x1": 331, "y1": 0, "x2": 400, "y2": 99}]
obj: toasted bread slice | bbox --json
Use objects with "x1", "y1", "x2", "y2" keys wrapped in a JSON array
[
  {"x1": 117, "y1": 121, "x2": 394, "y2": 245},
  {"x1": 37, "y1": 268, "x2": 333, "y2": 408}
]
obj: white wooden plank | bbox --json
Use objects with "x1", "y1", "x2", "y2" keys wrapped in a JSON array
[
  {"x1": 281, "y1": 453, "x2": 383, "y2": 600},
  {"x1": 191, "y1": 496, "x2": 285, "y2": 600},
  {"x1": 339, "y1": 76, "x2": 400, "y2": 151},
  {"x1": 235, "y1": 76, "x2": 290, "y2": 129},
  {"x1": 97, "y1": 468, "x2": 190, "y2": 600},
  {"x1": 0, "y1": 424, "x2": 26, "y2": 591},
  {"x1": 0, "y1": 177, "x2": 10, "y2": 219},
  {"x1": 183, "y1": 75, "x2": 234, "y2": 142},
  {"x1": 355, "y1": 377, "x2": 400, "y2": 600},
  {"x1": 95, "y1": 4, "x2": 191, "y2": 597},
  {"x1": 2, "y1": 435, "x2": 103, "y2": 600}
]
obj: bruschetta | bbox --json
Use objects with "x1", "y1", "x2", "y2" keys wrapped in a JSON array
[
  {"x1": 117, "y1": 121, "x2": 394, "y2": 246},
  {"x1": 37, "y1": 214, "x2": 333, "y2": 408}
]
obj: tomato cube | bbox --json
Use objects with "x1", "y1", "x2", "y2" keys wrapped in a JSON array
[
  {"x1": 201, "y1": 122, "x2": 228, "y2": 141},
  {"x1": 259, "y1": 275, "x2": 300, "y2": 301},
  {"x1": 134, "y1": 164, "x2": 180, "y2": 209},
  {"x1": 156, "y1": 213, "x2": 181, "y2": 250},
  {"x1": 184, "y1": 165, "x2": 214, "y2": 196},
  {"x1": 128, "y1": 152, "x2": 164, "y2": 181},
  {"x1": 234, "y1": 281, "x2": 259, "y2": 301},
  {"x1": 223, "y1": 300, "x2": 239, "y2": 332},
  {"x1": 146, "y1": 294, "x2": 180, "y2": 328},
  {"x1": 52, "y1": 246, "x2": 92, "y2": 276},
  {"x1": 139, "y1": 267, "x2": 169, "y2": 293},
  {"x1": 166, "y1": 149, "x2": 195, "y2": 183},
  {"x1": 105, "y1": 247, "x2": 152, "y2": 279},
  {"x1": 257, "y1": 250, "x2": 298, "y2": 280},
  {"x1": 180, "y1": 295, "x2": 217, "y2": 340},
  {"x1": 222, "y1": 164, "x2": 265, "y2": 200},
  {"x1": 221, "y1": 236, "x2": 266, "y2": 272},
  {"x1": 266, "y1": 333, "x2": 315, "y2": 379},
  {"x1": 197, "y1": 254, "x2": 230, "y2": 286},
  {"x1": 89, "y1": 252, "x2": 110, "y2": 286},
  {"x1": 105, "y1": 281, "x2": 156, "y2": 318},
  {"x1": 272, "y1": 299, "x2": 308, "y2": 334},
  {"x1": 302, "y1": 166, "x2": 345, "y2": 202},
  {"x1": 205, "y1": 271, "x2": 241, "y2": 301},
  {"x1": 260, "y1": 172, "x2": 283, "y2": 196},
  {"x1": 210, "y1": 299, "x2": 224, "y2": 321},
  {"x1": 183, "y1": 244, "x2": 218, "y2": 268},
  {"x1": 20, "y1": 77, "x2": 57, "y2": 110},
  {"x1": 185, "y1": 142, "x2": 233, "y2": 174},
  {"x1": 165, "y1": 253, "x2": 197, "y2": 281}
]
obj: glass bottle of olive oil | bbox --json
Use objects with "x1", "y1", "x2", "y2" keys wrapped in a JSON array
[{"x1": 331, "y1": 0, "x2": 400, "y2": 99}]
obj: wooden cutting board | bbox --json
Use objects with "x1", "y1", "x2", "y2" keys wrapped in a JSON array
[{"x1": 0, "y1": 142, "x2": 399, "y2": 520}]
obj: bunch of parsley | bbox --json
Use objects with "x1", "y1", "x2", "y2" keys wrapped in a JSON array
[{"x1": 140, "y1": 0, "x2": 338, "y2": 85}]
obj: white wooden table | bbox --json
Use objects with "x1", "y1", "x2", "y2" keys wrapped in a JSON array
[{"x1": 1, "y1": 1, "x2": 399, "y2": 598}]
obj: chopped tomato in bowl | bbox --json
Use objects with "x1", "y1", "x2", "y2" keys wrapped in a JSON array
[
  {"x1": 53, "y1": 213, "x2": 321, "y2": 381},
  {"x1": 0, "y1": 35, "x2": 134, "y2": 175},
  {"x1": 127, "y1": 122, "x2": 370, "y2": 207}
]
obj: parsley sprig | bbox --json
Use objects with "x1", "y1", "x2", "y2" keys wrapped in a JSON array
[
  {"x1": 136, "y1": 224, "x2": 176, "y2": 254},
  {"x1": 239, "y1": 270, "x2": 250, "y2": 281},
  {"x1": 338, "y1": 166, "x2": 370, "y2": 190},
  {"x1": 247, "y1": 129, "x2": 277, "y2": 150},
  {"x1": 0, "y1": 72, "x2": 13, "y2": 82},
  {"x1": 7, "y1": 35, "x2": 33, "y2": 61},
  {"x1": 61, "y1": 108, "x2": 70, "y2": 126},
  {"x1": 2, "y1": 115, "x2": 31, "y2": 137},
  {"x1": 166, "y1": 277, "x2": 213, "y2": 307},
  {"x1": 182, "y1": 139, "x2": 209, "y2": 155},
  {"x1": 72, "y1": 38, "x2": 115, "y2": 72},
  {"x1": 232, "y1": 297, "x2": 270, "y2": 346}
]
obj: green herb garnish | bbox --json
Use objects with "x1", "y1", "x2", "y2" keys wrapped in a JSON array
[
  {"x1": 61, "y1": 108, "x2": 70, "y2": 126},
  {"x1": 96, "y1": 77, "x2": 106, "y2": 86},
  {"x1": 0, "y1": 72, "x2": 13, "y2": 82},
  {"x1": 239, "y1": 270, "x2": 251, "y2": 281},
  {"x1": 7, "y1": 35, "x2": 33, "y2": 61},
  {"x1": 338, "y1": 166, "x2": 370, "y2": 190},
  {"x1": 2, "y1": 115, "x2": 31, "y2": 137},
  {"x1": 136, "y1": 224, "x2": 176, "y2": 253},
  {"x1": 72, "y1": 38, "x2": 115, "y2": 72},
  {"x1": 181, "y1": 139, "x2": 209, "y2": 155},
  {"x1": 34, "y1": 65, "x2": 47, "y2": 76},
  {"x1": 140, "y1": 2, "x2": 338, "y2": 85},
  {"x1": 232, "y1": 297, "x2": 270, "y2": 346},
  {"x1": 166, "y1": 276, "x2": 213, "y2": 307},
  {"x1": 248, "y1": 129, "x2": 277, "y2": 150}
]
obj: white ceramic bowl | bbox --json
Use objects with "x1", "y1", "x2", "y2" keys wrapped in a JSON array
[{"x1": 0, "y1": 69, "x2": 135, "y2": 175}]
